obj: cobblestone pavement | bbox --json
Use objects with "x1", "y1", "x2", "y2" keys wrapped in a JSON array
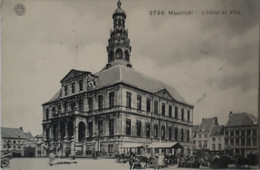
[{"x1": 4, "y1": 158, "x2": 187, "y2": 170}]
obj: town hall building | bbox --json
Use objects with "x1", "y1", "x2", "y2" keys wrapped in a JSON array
[{"x1": 42, "y1": 0, "x2": 194, "y2": 157}]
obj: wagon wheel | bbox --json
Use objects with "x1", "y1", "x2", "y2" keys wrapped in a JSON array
[{"x1": 1, "y1": 159, "x2": 10, "y2": 168}]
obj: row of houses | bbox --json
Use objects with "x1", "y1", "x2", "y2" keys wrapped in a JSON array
[
  {"x1": 1, "y1": 127, "x2": 46, "y2": 157},
  {"x1": 193, "y1": 112, "x2": 258, "y2": 157}
]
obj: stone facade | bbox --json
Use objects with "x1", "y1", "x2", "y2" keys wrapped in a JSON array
[
  {"x1": 42, "y1": 0, "x2": 194, "y2": 158},
  {"x1": 225, "y1": 113, "x2": 258, "y2": 157}
]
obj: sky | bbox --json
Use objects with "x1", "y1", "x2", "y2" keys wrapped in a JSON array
[{"x1": 1, "y1": 0, "x2": 259, "y2": 136}]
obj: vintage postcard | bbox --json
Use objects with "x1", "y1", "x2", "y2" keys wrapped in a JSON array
[{"x1": 1, "y1": 0, "x2": 259, "y2": 169}]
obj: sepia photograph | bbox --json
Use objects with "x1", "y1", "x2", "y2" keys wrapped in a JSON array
[{"x1": 1, "y1": 0, "x2": 259, "y2": 169}]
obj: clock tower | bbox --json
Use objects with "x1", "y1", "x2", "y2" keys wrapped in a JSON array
[{"x1": 106, "y1": 0, "x2": 132, "y2": 68}]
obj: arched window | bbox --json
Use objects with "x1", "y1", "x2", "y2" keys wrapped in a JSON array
[
  {"x1": 116, "y1": 49, "x2": 123, "y2": 59},
  {"x1": 108, "y1": 51, "x2": 114, "y2": 62},
  {"x1": 60, "y1": 123, "x2": 65, "y2": 139},
  {"x1": 67, "y1": 121, "x2": 74, "y2": 139},
  {"x1": 78, "y1": 122, "x2": 86, "y2": 142},
  {"x1": 125, "y1": 50, "x2": 129, "y2": 61}
]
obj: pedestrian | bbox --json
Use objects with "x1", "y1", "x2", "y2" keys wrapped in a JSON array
[
  {"x1": 153, "y1": 154, "x2": 159, "y2": 170},
  {"x1": 48, "y1": 147, "x2": 56, "y2": 166},
  {"x1": 129, "y1": 155, "x2": 134, "y2": 170}
]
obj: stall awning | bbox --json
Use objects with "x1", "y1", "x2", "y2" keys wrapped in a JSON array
[
  {"x1": 119, "y1": 143, "x2": 145, "y2": 148},
  {"x1": 147, "y1": 142, "x2": 183, "y2": 149}
]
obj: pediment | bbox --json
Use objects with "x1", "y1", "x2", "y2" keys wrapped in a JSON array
[
  {"x1": 154, "y1": 88, "x2": 173, "y2": 100},
  {"x1": 60, "y1": 69, "x2": 90, "y2": 83}
]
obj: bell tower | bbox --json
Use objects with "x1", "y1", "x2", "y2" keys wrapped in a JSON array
[{"x1": 106, "y1": 0, "x2": 132, "y2": 68}]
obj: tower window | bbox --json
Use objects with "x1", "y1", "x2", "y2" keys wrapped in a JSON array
[
  {"x1": 169, "y1": 105, "x2": 172, "y2": 117},
  {"x1": 136, "y1": 121, "x2": 141, "y2": 137},
  {"x1": 98, "y1": 95, "x2": 103, "y2": 110},
  {"x1": 162, "y1": 103, "x2": 165, "y2": 116},
  {"x1": 116, "y1": 49, "x2": 123, "y2": 59},
  {"x1": 79, "y1": 99, "x2": 84, "y2": 110},
  {"x1": 125, "y1": 50, "x2": 129, "y2": 61},
  {"x1": 64, "y1": 85, "x2": 68, "y2": 96},
  {"x1": 88, "y1": 97, "x2": 93, "y2": 111},
  {"x1": 175, "y1": 106, "x2": 178, "y2": 119},
  {"x1": 109, "y1": 119, "x2": 114, "y2": 136},
  {"x1": 161, "y1": 125, "x2": 165, "y2": 139},
  {"x1": 154, "y1": 125, "x2": 158, "y2": 138},
  {"x1": 154, "y1": 100, "x2": 158, "y2": 114},
  {"x1": 146, "y1": 123, "x2": 150, "y2": 138},
  {"x1": 181, "y1": 108, "x2": 184, "y2": 120},
  {"x1": 108, "y1": 51, "x2": 114, "y2": 62}
]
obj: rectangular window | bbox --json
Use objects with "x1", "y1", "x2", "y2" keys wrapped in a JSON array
[
  {"x1": 212, "y1": 144, "x2": 215, "y2": 151},
  {"x1": 137, "y1": 95, "x2": 142, "y2": 110},
  {"x1": 175, "y1": 127, "x2": 178, "y2": 141},
  {"x1": 64, "y1": 103, "x2": 68, "y2": 112},
  {"x1": 109, "y1": 119, "x2": 114, "y2": 136},
  {"x1": 88, "y1": 97, "x2": 93, "y2": 111},
  {"x1": 230, "y1": 131, "x2": 234, "y2": 137},
  {"x1": 154, "y1": 125, "x2": 158, "y2": 138},
  {"x1": 247, "y1": 129, "x2": 251, "y2": 136},
  {"x1": 137, "y1": 121, "x2": 141, "y2": 137},
  {"x1": 230, "y1": 138, "x2": 234, "y2": 146},
  {"x1": 212, "y1": 138, "x2": 216, "y2": 142},
  {"x1": 58, "y1": 105, "x2": 61, "y2": 112},
  {"x1": 45, "y1": 109, "x2": 49, "y2": 120},
  {"x1": 235, "y1": 130, "x2": 239, "y2": 136},
  {"x1": 199, "y1": 134, "x2": 202, "y2": 138},
  {"x1": 253, "y1": 138, "x2": 257, "y2": 146},
  {"x1": 71, "y1": 83, "x2": 75, "y2": 93},
  {"x1": 70, "y1": 102, "x2": 76, "y2": 110},
  {"x1": 126, "y1": 92, "x2": 131, "y2": 108},
  {"x1": 146, "y1": 98, "x2": 151, "y2": 112},
  {"x1": 187, "y1": 130, "x2": 190, "y2": 142},
  {"x1": 181, "y1": 129, "x2": 184, "y2": 141},
  {"x1": 161, "y1": 125, "x2": 165, "y2": 139},
  {"x1": 204, "y1": 141, "x2": 207, "y2": 148},
  {"x1": 169, "y1": 105, "x2": 172, "y2": 117},
  {"x1": 187, "y1": 110, "x2": 190, "y2": 122},
  {"x1": 79, "y1": 99, "x2": 84, "y2": 110},
  {"x1": 98, "y1": 120, "x2": 103, "y2": 134},
  {"x1": 162, "y1": 103, "x2": 165, "y2": 116},
  {"x1": 52, "y1": 107, "x2": 56, "y2": 115},
  {"x1": 175, "y1": 106, "x2": 178, "y2": 119},
  {"x1": 64, "y1": 85, "x2": 68, "y2": 96},
  {"x1": 236, "y1": 138, "x2": 239, "y2": 145},
  {"x1": 241, "y1": 130, "x2": 245, "y2": 136},
  {"x1": 253, "y1": 129, "x2": 257, "y2": 136},
  {"x1": 169, "y1": 127, "x2": 172, "y2": 140},
  {"x1": 241, "y1": 138, "x2": 245, "y2": 146},
  {"x1": 109, "y1": 92, "x2": 115, "y2": 108},
  {"x1": 146, "y1": 123, "x2": 150, "y2": 138},
  {"x1": 98, "y1": 95, "x2": 103, "y2": 110},
  {"x1": 126, "y1": 119, "x2": 131, "y2": 136},
  {"x1": 108, "y1": 144, "x2": 113, "y2": 153},
  {"x1": 79, "y1": 80, "x2": 83, "y2": 91},
  {"x1": 88, "y1": 122, "x2": 93, "y2": 137},
  {"x1": 204, "y1": 134, "x2": 208, "y2": 138},
  {"x1": 247, "y1": 138, "x2": 251, "y2": 146},
  {"x1": 154, "y1": 100, "x2": 158, "y2": 114},
  {"x1": 199, "y1": 141, "x2": 202, "y2": 148},
  {"x1": 181, "y1": 108, "x2": 184, "y2": 120},
  {"x1": 218, "y1": 144, "x2": 222, "y2": 150}
]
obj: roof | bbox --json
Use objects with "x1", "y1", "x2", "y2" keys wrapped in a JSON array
[
  {"x1": 226, "y1": 113, "x2": 258, "y2": 127},
  {"x1": 210, "y1": 125, "x2": 224, "y2": 136},
  {"x1": 192, "y1": 125, "x2": 199, "y2": 133},
  {"x1": 1, "y1": 127, "x2": 26, "y2": 139},
  {"x1": 24, "y1": 132, "x2": 33, "y2": 139},
  {"x1": 96, "y1": 65, "x2": 192, "y2": 106},
  {"x1": 197, "y1": 117, "x2": 218, "y2": 133},
  {"x1": 147, "y1": 142, "x2": 183, "y2": 149},
  {"x1": 47, "y1": 88, "x2": 62, "y2": 103}
]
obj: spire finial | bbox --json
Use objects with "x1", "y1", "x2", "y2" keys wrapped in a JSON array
[{"x1": 117, "y1": 0, "x2": 121, "y2": 8}]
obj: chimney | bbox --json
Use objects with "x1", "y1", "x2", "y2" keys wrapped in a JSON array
[
  {"x1": 20, "y1": 127, "x2": 23, "y2": 131},
  {"x1": 229, "y1": 111, "x2": 232, "y2": 118}
]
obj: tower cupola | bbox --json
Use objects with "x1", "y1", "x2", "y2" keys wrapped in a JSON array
[{"x1": 106, "y1": 0, "x2": 132, "y2": 68}]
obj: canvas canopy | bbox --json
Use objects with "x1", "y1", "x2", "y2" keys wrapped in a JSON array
[
  {"x1": 119, "y1": 143, "x2": 145, "y2": 148},
  {"x1": 147, "y1": 142, "x2": 183, "y2": 149}
]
